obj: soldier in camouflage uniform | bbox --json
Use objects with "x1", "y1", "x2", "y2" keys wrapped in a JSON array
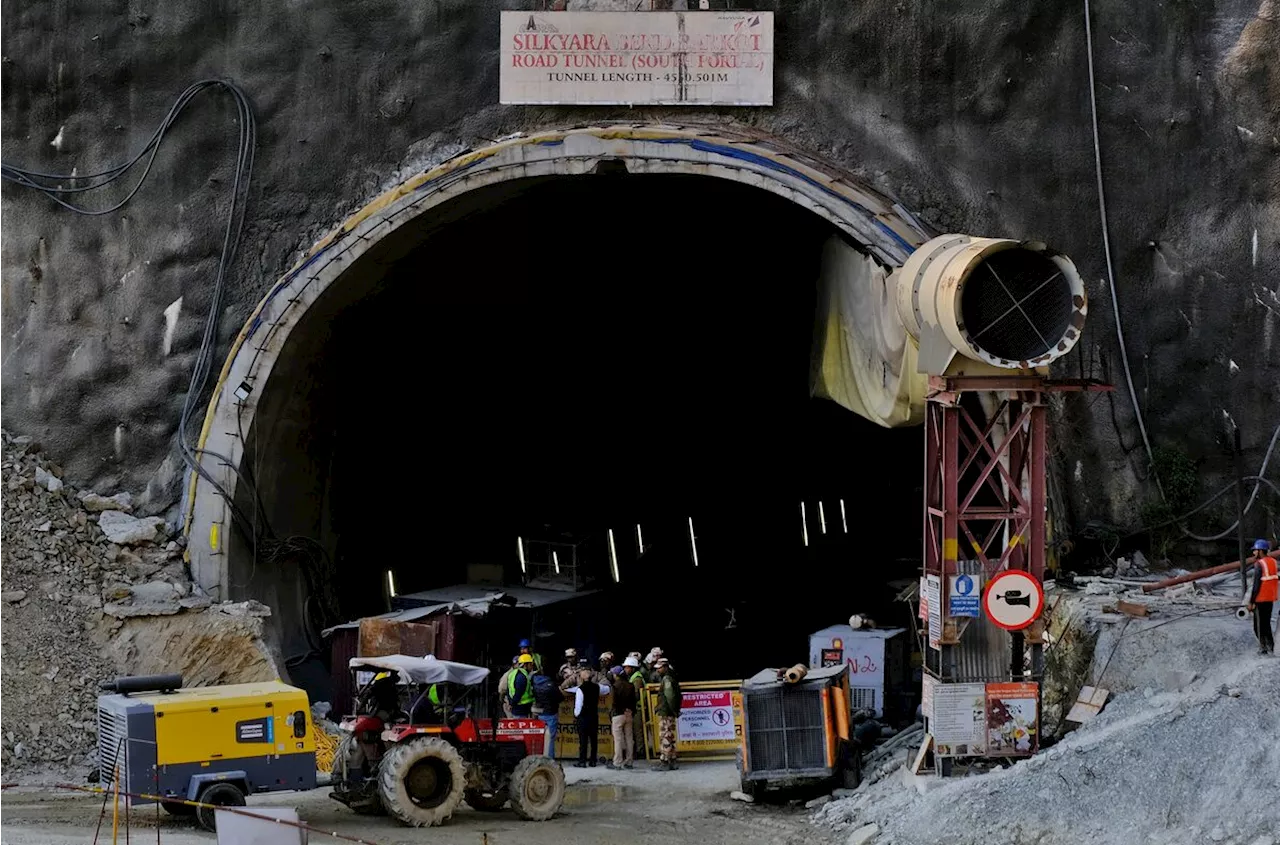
[{"x1": 651, "y1": 658, "x2": 680, "y2": 770}]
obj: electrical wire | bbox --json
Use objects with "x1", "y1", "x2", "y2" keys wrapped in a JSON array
[
  {"x1": 1083, "y1": 0, "x2": 1162, "y2": 498},
  {"x1": 2, "y1": 79, "x2": 260, "y2": 539},
  {"x1": 1180, "y1": 421, "x2": 1280, "y2": 542}
]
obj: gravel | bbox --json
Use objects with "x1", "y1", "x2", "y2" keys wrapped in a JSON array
[{"x1": 814, "y1": 597, "x2": 1280, "y2": 845}]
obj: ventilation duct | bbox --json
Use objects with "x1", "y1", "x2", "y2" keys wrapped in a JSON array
[{"x1": 892, "y1": 234, "x2": 1087, "y2": 374}]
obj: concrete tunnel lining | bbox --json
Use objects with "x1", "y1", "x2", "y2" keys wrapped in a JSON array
[{"x1": 184, "y1": 123, "x2": 935, "y2": 603}]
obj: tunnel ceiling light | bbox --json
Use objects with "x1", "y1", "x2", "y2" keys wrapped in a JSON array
[
  {"x1": 688, "y1": 517, "x2": 699, "y2": 567},
  {"x1": 518, "y1": 537, "x2": 526, "y2": 573},
  {"x1": 840, "y1": 499, "x2": 848, "y2": 534},
  {"x1": 636, "y1": 524, "x2": 644, "y2": 555},
  {"x1": 386, "y1": 570, "x2": 397, "y2": 599},
  {"x1": 801, "y1": 502, "x2": 809, "y2": 547},
  {"x1": 552, "y1": 550, "x2": 561, "y2": 575},
  {"x1": 819, "y1": 501, "x2": 827, "y2": 534},
  {"x1": 608, "y1": 529, "x2": 620, "y2": 583}
]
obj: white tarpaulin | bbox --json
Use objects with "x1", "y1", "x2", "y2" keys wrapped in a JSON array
[
  {"x1": 811, "y1": 237, "x2": 926, "y2": 427},
  {"x1": 349, "y1": 654, "x2": 490, "y2": 687}
]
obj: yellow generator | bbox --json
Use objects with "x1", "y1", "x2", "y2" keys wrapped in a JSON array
[{"x1": 97, "y1": 674, "x2": 317, "y2": 830}]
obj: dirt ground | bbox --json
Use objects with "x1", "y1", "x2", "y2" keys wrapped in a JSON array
[{"x1": 0, "y1": 761, "x2": 834, "y2": 845}]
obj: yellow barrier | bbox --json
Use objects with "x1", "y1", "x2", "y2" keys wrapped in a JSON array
[
  {"x1": 550, "y1": 678, "x2": 743, "y2": 762},
  {"x1": 645, "y1": 680, "x2": 744, "y2": 761}
]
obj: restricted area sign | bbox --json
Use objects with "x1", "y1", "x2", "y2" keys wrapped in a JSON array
[{"x1": 982, "y1": 570, "x2": 1044, "y2": 631}]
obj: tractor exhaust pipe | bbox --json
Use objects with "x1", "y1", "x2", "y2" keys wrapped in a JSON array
[{"x1": 893, "y1": 235, "x2": 1087, "y2": 372}]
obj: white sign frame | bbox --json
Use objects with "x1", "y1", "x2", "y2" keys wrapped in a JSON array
[
  {"x1": 931, "y1": 682, "x2": 987, "y2": 757},
  {"x1": 499, "y1": 11, "x2": 774, "y2": 106}
]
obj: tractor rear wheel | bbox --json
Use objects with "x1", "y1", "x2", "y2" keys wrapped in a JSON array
[
  {"x1": 377, "y1": 737, "x2": 465, "y2": 827},
  {"x1": 508, "y1": 755, "x2": 565, "y2": 821},
  {"x1": 195, "y1": 782, "x2": 245, "y2": 832},
  {"x1": 464, "y1": 788, "x2": 510, "y2": 811}
]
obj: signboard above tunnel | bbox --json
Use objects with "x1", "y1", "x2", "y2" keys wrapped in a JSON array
[{"x1": 499, "y1": 11, "x2": 773, "y2": 106}]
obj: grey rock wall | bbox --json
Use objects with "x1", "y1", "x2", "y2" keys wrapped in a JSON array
[{"x1": 2, "y1": 0, "x2": 1277, "y2": 537}]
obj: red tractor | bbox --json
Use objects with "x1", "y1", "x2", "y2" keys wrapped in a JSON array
[{"x1": 330, "y1": 655, "x2": 564, "y2": 826}]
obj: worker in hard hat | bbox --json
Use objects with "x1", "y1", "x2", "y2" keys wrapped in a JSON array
[
  {"x1": 651, "y1": 658, "x2": 681, "y2": 770},
  {"x1": 518, "y1": 638, "x2": 544, "y2": 674},
  {"x1": 643, "y1": 647, "x2": 664, "y2": 682},
  {"x1": 625, "y1": 655, "x2": 646, "y2": 755},
  {"x1": 508, "y1": 653, "x2": 538, "y2": 717},
  {"x1": 496, "y1": 655, "x2": 520, "y2": 717},
  {"x1": 557, "y1": 648, "x2": 579, "y2": 683},
  {"x1": 1247, "y1": 539, "x2": 1277, "y2": 655}
]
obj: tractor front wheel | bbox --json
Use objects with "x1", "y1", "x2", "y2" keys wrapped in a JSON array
[
  {"x1": 377, "y1": 738, "x2": 465, "y2": 827},
  {"x1": 508, "y1": 755, "x2": 565, "y2": 821}
]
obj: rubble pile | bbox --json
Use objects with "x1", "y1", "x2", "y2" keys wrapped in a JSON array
[
  {"x1": 1, "y1": 432, "x2": 277, "y2": 774},
  {"x1": 814, "y1": 585, "x2": 1280, "y2": 845},
  {"x1": 1, "y1": 436, "x2": 116, "y2": 771}
]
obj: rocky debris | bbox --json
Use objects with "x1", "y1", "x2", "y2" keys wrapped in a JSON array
[
  {"x1": 34, "y1": 465, "x2": 63, "y2": 493},
  {"x1": 846, "y1": 824, "x2": 879, "y2": 845},
  {"x1": 805, "y1": 795, "x2": 832, "y2": 809},
  {"x1": 0, "y1": 431, "x2": 276, "y2": 775},
  {"x1": 77, "y1": 491, "x2": 132, "y2": 512},
  {"x1": 814, "y1": 594, "x2": 1280, "y2": 845},
  {"x1": 729, "y1": 790, "x2": 755, "y2": 803},
  {"x1": 96, "y1": 510, "x2": 164, "y2": 545}
]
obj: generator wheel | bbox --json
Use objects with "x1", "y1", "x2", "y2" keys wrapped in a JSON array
[
  {"x1": 464, "y1": 788, "x2": 510, "y2": 811},
  {"x1": 508, "y1": 755, "x2": 564, "y2": 821},
  {"x1": 378, "y1": 737, "x2": 465, "y2": 827},
  {"x1": 195, "y1": 782, "x2": 246, "y2": 832},
  {"x1": 161, "y1": 800, "x2": 195, "y2": 817},
  {"x1": 331, "y1": 734, "x2": 384, "y2": 815}
]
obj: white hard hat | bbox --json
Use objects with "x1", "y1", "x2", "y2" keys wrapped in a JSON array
[{"x1": 624, "y1": 656, "x2": 640, "y2": 668}]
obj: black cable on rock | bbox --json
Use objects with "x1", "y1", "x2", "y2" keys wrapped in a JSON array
[{"x1": 3, "y1": 79, "x2": 259, "y2": 538}]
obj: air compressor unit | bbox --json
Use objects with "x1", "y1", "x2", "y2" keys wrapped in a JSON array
[{"x1": 97, "y1": 674, "x2": 316, "y2": 830}]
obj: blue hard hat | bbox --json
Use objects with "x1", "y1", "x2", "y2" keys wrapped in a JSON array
[
  {"x1": 1254, "y1": 539, "x2": 1271, "y2": 551},
  {"x1": 519, "y1": 638, "x2": 531, "y2": 649}
]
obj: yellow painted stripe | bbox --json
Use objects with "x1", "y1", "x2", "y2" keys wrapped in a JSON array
[{"x1": 943, "y1": 538, "x2": 958, "y2": 562}]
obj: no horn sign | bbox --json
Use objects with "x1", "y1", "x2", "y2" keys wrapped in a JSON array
[{"x1": 982, "y1": 570, "x2": 1044, "y2": 631}]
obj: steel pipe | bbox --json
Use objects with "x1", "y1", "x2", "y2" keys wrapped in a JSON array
[
  {"x1": 1140, "y1": 562, "x2": 1242, "y2": 593},
  {"x1": 893, "y1": 234, "x2": 1088, "y2": 369}
]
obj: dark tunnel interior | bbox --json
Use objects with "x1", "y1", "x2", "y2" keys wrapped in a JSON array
[{"x1": 230, "y1": 173, "x2": 924, "y2": 703}]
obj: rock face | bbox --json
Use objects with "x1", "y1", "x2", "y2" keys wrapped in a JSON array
[
  {"x1": 0, "y1": 0, "x2": 1275, "y2": 541},
  {"x1": 101, "y1": 610, "x2": 279, "y2": 688}
]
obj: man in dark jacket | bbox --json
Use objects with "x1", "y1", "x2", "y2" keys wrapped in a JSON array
[
  {"x1": 652, "y1": 658, "x2": 681, "y2": 771},
  {"x1": 607, "y1": 666, "x2": 638, "y2": 769},
  {"x1": 564, "y1": 668, "x2": 610, "y2": 768}
]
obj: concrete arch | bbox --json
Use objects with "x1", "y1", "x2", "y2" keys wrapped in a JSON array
[{"x1": 184, "y1": 123, "x2": 933, "y2": 597}]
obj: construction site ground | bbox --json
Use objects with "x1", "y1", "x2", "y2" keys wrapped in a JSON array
[{"x1": 0, "y1": 762, "x2": 836, "y2": 845}]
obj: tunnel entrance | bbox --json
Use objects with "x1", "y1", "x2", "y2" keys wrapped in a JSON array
[{"x1": 227, "y1": 171, "x2": 922, "y2": 699}]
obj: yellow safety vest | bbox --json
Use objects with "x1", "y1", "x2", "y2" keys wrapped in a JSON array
[{"x1": 508, "y1": 668, "x2": 535, "y2": 705}]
